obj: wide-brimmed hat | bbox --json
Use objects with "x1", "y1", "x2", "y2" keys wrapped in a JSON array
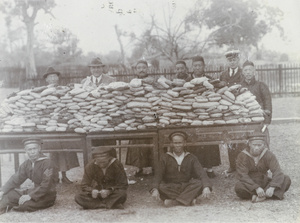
[
  {"x1": 88, "y1": 57, "x2": 105, "y2": 67},
  {"x1": 43, "y1": 67, "x2": 61, "y2": 79}
]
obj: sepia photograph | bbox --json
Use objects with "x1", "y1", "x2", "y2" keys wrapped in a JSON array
[{"x1": 0, "y1": 0, "x2": 299, "y2": 222}]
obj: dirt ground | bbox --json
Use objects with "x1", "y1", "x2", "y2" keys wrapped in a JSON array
[{"x1": 0, "y1": 89, "x2": 299, "y2": 222}]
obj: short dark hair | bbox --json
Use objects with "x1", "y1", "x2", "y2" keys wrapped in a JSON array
[
  {"x1": 192, "y1": 56, "x2": 205, "y2": 65},
  {"x1": 175, "y1": 60, "x2": 187, "y2": 67},
  {"x1": 243, "y1": 60, "x2": 255, "y2": 68}
]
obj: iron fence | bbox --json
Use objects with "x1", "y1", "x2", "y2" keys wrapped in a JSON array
[{"x1": 1, "y1": 64, "x2": 299, "y2": 96}]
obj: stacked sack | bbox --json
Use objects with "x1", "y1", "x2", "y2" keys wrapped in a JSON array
[{"x1": 0, "y1": 76, "x2": 264, "y2": 133}]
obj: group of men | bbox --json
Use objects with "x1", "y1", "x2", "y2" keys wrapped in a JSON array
[{"x1": 0, "y1": 50, "x2": 291, "y2": 214}]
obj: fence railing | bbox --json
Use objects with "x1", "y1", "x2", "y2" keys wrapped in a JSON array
[{"x1": 1, "y1": 64, "x2": 300, "y2": 96}]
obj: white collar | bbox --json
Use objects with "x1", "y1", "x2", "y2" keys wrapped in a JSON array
[
  {"x1": 172, "y1": 152, "x2": 185, "y2": 166},
  {"x1": 92, "y1": 75, "x2": 102, "y2": 83}
]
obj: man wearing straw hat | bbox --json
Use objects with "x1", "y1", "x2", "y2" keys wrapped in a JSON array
[
  {"x1": 75, "y1": 147, "x2": 128, "y2": 209},
  {"x1": 0, "y1": 138, "x2": 56, "y2": 214}
]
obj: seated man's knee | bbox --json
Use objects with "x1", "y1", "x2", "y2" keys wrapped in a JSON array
[
  {"x1": 234, "y1": 182, "x2": 250, "y2": 199},
  {"x1": 74, "y1": 193, "x2": 85, "y2": 206},
  {"x1": 284, "y1": 175, "x2": 291, "y2": 191}
]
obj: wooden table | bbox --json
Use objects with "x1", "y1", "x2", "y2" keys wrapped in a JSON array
[
  {"x1": 86, "y1": 129, "x2": 159, "y2": 172},
  {"x1": 158, "y1": 123, "x2": 264, "y2": 154},
  {"x1": 0, "y1": 123, "x2": 263, "y2": 186}
]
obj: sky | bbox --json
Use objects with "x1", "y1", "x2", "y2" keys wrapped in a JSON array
[{"x1": 1, "y1": 0, "x2": 300, "y2": 60}]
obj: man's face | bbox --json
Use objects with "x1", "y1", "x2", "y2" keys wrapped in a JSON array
[
  {"x1": 90, "y1": 66, "x2": 104, "y2": 77},
  {"x1": 171, "y1": 135, "x2": 185, "y2": 155},
  {"x1": 226, "y1": 57, "x2": 240, "y2": 69},
  {"x1": 249, "y1": 139, "x2": 265, "y2": 157},
  {"x1": 46, "y1": 74, "x2": 59, "y2": 85},
  {"x1": 243, "y1": 65, "x2": 255, "y2": 81},
  {"x1": 95, "y1": 156, "x2": 111, "y2": 169},
  {"x1": 192, "y1": 61, "x2": 205, "y2": 77},
  {"x1": 25, "y1": 143, "x2": 41, "y2": 162},
  {"x1": 175, "y1": 64, "x2": 187, "y2": 78},
  {"x1": 136, "y1": 63, "x2": 148, "y2": 78}
]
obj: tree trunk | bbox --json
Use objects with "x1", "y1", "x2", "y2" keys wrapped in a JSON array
[
  {"x1": 114, "y1": 25, "x2": 126, "y2": 68},
  {"x1": 25, "y1": 20, "x2": 37, "y2": 78}
]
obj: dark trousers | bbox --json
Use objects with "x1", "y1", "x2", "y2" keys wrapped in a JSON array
[
  {"x1": 0, "y1": 189, "x2": 56, "y2": 212},
  {"x1": 187, "y1": 145, "x2": 221, "y2": 169},
  {"x1": 228, "y1": 143, "x2": 245, "y2": 170},
  {"x1": 158, "y1": 179, "x2": 204, "y2": 206},
  {"x1": 126, "y1": 139, "x2": 153, "y2": 169},
  {"x1": 235, "y1": 175, "x2": 291, "y2": 200},
  {"x1": 75, "y1": 190, "x2": 127, "y2": 209}
]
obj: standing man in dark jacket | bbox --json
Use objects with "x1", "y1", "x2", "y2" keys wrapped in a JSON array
[
  {"x1": 241, "y1": 60, "x2": 272, "y2": 125},
  {"x1": 220, "y1": 50, "x2": 245, "y2": 173},
  {"x1": 235, "y1": 132, "x2": 291, "y2": 202},
  {"x1": 0, "y1": 138, "x2": 56, "y2": 214},
  {"x1": 75, "y1": 147, "x2": 128, "y2": 209},
  {"x1": 187, "y1": 56, "x2": 221, "y2": 178},
  {"x1": 150, "y1": 131, "x2": 211, "y2": 207},
  {"x1": 43, "y1": 67, "x2": 80, "y2": 184},
  {"x1": 126, "y1": 60, "x2": 154, "y2": 176},
  {"x1": 220, "y1": 50, "x2": 243, "y2": 86}
]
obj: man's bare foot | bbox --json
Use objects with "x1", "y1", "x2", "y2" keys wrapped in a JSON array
[
  {"x1": 191, "y1": 199, "x2": 197, "y2": 206},
  {"x1": 252, "y1": 195, "x2": 266, "y2": 203}
]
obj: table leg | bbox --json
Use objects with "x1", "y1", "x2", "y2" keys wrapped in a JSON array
[
  {"x1": 153, "y1": 134, "x2": 159, "y2": 175},
  {"x1": 14, "y1": 153, "x2": 19, "y2": 172}
]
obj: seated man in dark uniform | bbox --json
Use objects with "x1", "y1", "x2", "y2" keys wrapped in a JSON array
[
  {"x1": 150, "y1": 131, "x2": 211, "y2": 207},
  {"x1": 75, "y1": 147, "x2": 128, "y2": 209},
  {"x1": 0, "y1": 138, "x2": 56, "y2": 214},
  {"x1": 235, "y1": 132, "x2": 291, "y2": 203}
]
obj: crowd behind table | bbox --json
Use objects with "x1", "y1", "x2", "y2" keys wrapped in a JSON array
[{"x1": 0, "y1": 50, "x2": 290, "y2": 214}]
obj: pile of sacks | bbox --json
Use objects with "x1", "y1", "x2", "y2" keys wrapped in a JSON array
[{"x1": 0, "y1": 76, "x2": 264, "y2": 133}]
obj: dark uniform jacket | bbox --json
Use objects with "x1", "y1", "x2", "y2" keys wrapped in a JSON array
[
  {"x1": 153, "y1": 152, "x2": 211, "y2": 189},
  {"x1": 220, "y1": 67, "x2": 243, "y2": 86},
  {"x1": 241, "y1": 77, "x2": 272, "y2": 124},
  {"x1": 175, "y1": 73, "x2": 193, "y2": 82},
  {"x1": 81, "y1": 158, "x2": 128, "y2": 193},
  {"x1": 1, "y1": 154, "x2": 56, "y2": 201},
  {"x1": 236, "y1": 148, "x2": 285, "y2": 192}
]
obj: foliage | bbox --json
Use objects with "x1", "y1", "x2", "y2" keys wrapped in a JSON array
[
  {"x1": 0, "y1": 0, "x2": 56, "y2": 78},
  {"x1": 129, "y1": 0, "x2": 284, "y2": 64},
  {"x1": 203, "y1": 0, "x2": 284, "y2": 48},
  {"x1": 49, "y1": 28, "x2": 83, "y2": 65}
]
